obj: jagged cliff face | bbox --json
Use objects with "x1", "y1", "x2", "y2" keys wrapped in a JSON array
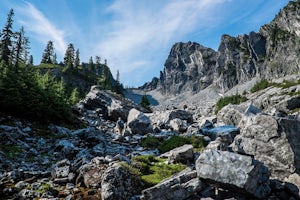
[
  {"x1": 140, "y1": 0, "x2": 300, "y2": 95},
  {"x1": 260, "y1": 0, "x2": 300, "y2": 79},
  {"x1": 159, "y1": 42, "x2": 216, "y2": 94}
]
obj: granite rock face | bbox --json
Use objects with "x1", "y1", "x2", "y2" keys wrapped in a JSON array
[{"x1": 196, "y1": 149, "x2": 271, "y2": 199}]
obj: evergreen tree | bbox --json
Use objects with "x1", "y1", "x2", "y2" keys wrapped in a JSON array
[
  {"x1": 13, "y1": 26, "x2": 29, "y2": 67},
  {"x1": 95, "y1": 56, "x2": 101, "y2": 74},
  {"x1": 140, "y1": 94, "x2": 151, "y2": 110},
  {"x1": 75, "y1": 48, "x2": 80, "y2": 68},
  {"x1": 64, "y1": 43, "x2": 75, "y2": 69},
  {"x1": 53, "y1": 53, "x2": 57, "y2": 65},
  {"x1": 41, "y1": 40, "x2": 54, "y2": 64},
  {"x1": 0, "y1": 9, "x2": 14, "y2": 64},
  {"x1": 28, "y1": 55, "x2": 33, "y2": 65},
  {"x1": 116, "y1": 70, "x2": 120, "y2": 83},
  {"x1": 88, "y1": 56, "x2": 95, "y2": 72}
]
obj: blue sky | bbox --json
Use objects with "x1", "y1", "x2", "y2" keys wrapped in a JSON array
[{"x1": 0, "y1": 0, "x2": 289, "y2": 87}]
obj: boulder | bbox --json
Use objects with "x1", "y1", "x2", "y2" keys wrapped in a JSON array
[
  {"x1": 231, "y1": 114, "x2": 296, "y2": 180},
  {"x1": 169, "y1": 118, "x2": 188, "y2": 133},
  {"x1": 127, "y1": 108, "x2": 153, "y2": 135},
  {"x1": 101, "y1": 162, "x2": 141, "y2": 200},
  {"x1": 150, "y1": 110, "x2": 193, "y2": 128},
  {"x1": 167, "y1": 144, "x2": 194, "y2": 164},
  {"x1": 77, "y1": 157, "x2": 108, "y2": 188},
  {"x1": 217, "y1": 104, "x2": 247, "y2": 126},
  {"x1": 196, "y1": 149, "x2": 270, "y2": 199},
  {"x1": 51, "y1": 159, "x2": 71, "y2": 179},
  {"x1": 142, "y1": 168, "x2": 204, "y2": 200}
]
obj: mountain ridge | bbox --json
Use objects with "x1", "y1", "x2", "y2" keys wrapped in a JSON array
[{"x1": 139, "y1": 0, "x2": 300, "y2": 95}]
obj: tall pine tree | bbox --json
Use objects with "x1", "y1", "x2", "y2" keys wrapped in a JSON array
[
  {"x1": 64, "y1": 43, "x2": 75, "y2": 69},
  {"x1": 0, "y1": 9, "x2": 14, "y2": 64},
  {"x1": 41, "y1": 41, "x2": 55, "y2": 64}
]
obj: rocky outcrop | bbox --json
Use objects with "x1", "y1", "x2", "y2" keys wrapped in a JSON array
[
  {"x1": 196, "y1": 149, "x2": 271, "y2": 199},
  {"x1": 77, "y1": 86, "x2": 147, "y2": 121}
]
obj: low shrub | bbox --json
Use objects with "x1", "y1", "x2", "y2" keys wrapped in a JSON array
[
  {"x1": 140, "y1": 136, "x2": 161, "y2": 149},
  {"x1": 158, "y1": 136, "x2": 190, "y2": 153},
  {"x1": 215, "y1": 94, "x2": 247, "y2": 114},
  {"x1": 250, "y1": 79, "x2": 271, "y2": 93}
]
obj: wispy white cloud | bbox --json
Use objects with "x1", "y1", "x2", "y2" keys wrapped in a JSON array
[
  {"x1": 94, "y1": 0, "x2": 229, "y2": 86},
  {"x1": 16, "y1": 2, "x2": 67, "y2": 57}
]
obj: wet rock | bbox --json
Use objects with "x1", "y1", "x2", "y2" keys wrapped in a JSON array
[
  {"x1": 201, "y1": 125, "x2": 239, "y2": 142},
  {"x1": 127, "y1": 108, "x2": 153, "y2": 135},
  {"x1": 196, "y1": 149, "x2": 271, "y2": 199},
  {"x1": 142, "y1": 168, "x2": 204, "y2": 200}
]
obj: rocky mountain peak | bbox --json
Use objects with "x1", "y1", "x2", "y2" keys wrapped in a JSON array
[{"x1": 140, "y1": 0, "x2": 300, "y2": 95}]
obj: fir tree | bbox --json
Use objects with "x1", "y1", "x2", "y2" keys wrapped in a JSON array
[
  {"x1": 0, "y1": 9, "x2": 14, "y2": 64},
  {"x1": 13, "y1": 26, "x2": 29, "y2": 67},
  {"x1": 75, "y1": 48, "x2": 80, "y2": 68},
  {"x1": 64, "y1": 43, "x2": 75, "y2": 69},
  {"x1": 89, "y1": 56, "x2": 95, "y2": 72},
  {"x1": 41, "y1": 41, "x2": 54, "y2": 64},
  {"x1": 140, "y1": 94, "x2": 151, "y2": 110}
]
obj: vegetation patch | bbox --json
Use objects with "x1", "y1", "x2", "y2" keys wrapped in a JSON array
[
  {"x1": 215, "y1": 94, "x2": 247, "y2": 114},
  {"x1": 0, "y1": 145, "x2": 21, "y2": 158},
  {"x1": 250, "y1": 79, "x2": 272, "y2": 93},
  {"x1": 140, "y1": 135, "x2": 162, "y2": 149},
  {"x1": 122, "y1": 155, "x2": 186, "y2": 188}
]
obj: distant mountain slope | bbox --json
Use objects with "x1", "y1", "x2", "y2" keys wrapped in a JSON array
[{"x1": 140, "y1": 0, "x2": 300, "y2": 95}]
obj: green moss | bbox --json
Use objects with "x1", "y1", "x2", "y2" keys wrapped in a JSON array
[
  {"x1": 158, "y1": 136, "x2": 190, "y2": 153},
  {"x1": 215, "y1": 94, "x2": 247, "y2": 114},
  {"x1": 0, "y1": 145, "x2": 21, "y2": 158},
  {"x1": 35, "y1": 182, "x2": 51, "y2": 193},
  {"x1": 140, "y1": 136, "x2": 162, "y2": 149},
  {"x1": 123, "y1": 155, "x2": 186, "y2": 188}
]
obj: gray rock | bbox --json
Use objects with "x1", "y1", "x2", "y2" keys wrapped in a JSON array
[
  {"x1": 196, "y1": 149, "x2": 271, "y2": 199},
  {"x1": 167, "y1": 144, "x2": 194, "y2": 164},
  {"x1": 127, "y1": 108, "x2": 153, "y2": 135},
  {"x1": 169, "y1": 118, "x2": 187, "y2": 133},
  {"x1": 217, "y1": 104, "x2": 247, "y2": 126},
  {"x1": 77, "y1": 86, "x2": 147, "y2": 121},
  {"x1": 77, "y1": 157, "x2": 108, "y2": 188},
  {"x1": 142, "y1": 168, "x2": 204, "y2": 200},
  {"x1": 51, "y1": 159, "x2": 71, "y2": 179},
  {"x1": 101, "y1": 162, "x2": 141, "y2": 200},
  {"x1": 150, "y1": 109, "x2": 193, "y2": 129},
  {"x1": 231, "y1": 114, "x2": 296, "y2": 180}
]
